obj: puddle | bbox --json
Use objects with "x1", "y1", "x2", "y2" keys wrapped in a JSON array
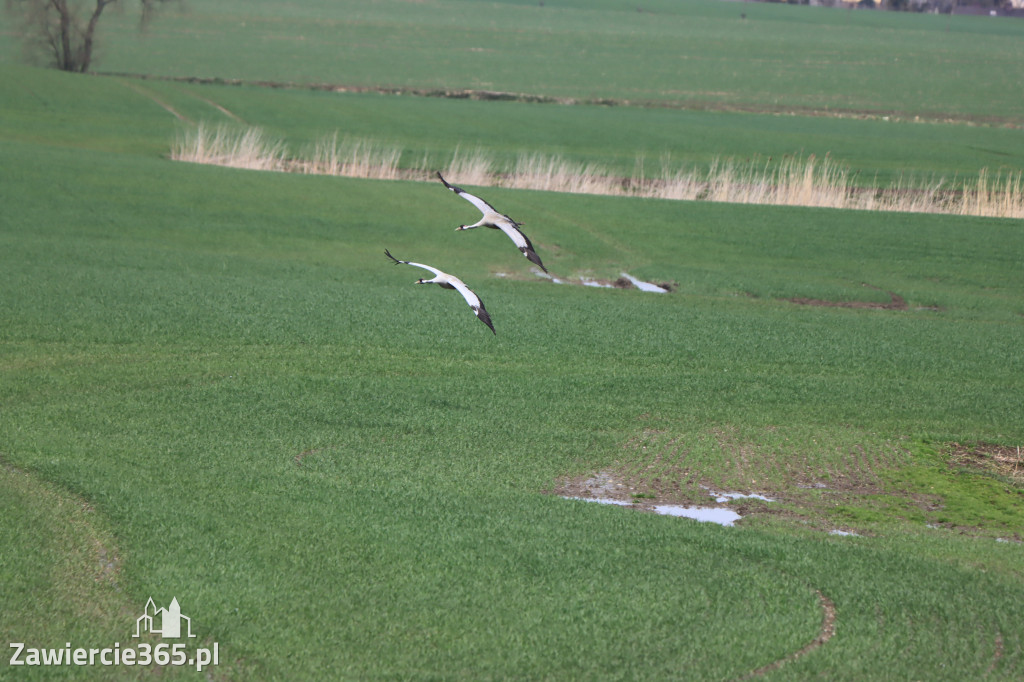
[
  {"x1": 559, "y1": 475, "x2": 777, "y2": 527},
  {"x1": 653, "y1": 505, "x2": 742, "y2": 526},
  {"x1": 564, "y1": 496, "x2": 743, "y2": 526},
  {"x1": 521, "y1": 269, "x2": 669, "y2": 292},
  {"x1": 619, "y1": 272, "x2": 669, "y2": 293},
  {"x1": 530, "y1": 270, "x2": 569, "y2": 284}
]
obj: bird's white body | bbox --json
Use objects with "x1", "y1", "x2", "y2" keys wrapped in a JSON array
[
  {"x1": 437, "y1": 172, "x2": 548, "y2": 273},
  {"x1": 385, "y1": 250, "x2": 495, "y2": 334}
]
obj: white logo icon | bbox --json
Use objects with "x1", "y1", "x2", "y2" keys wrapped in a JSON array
[{"x1": 133, "y1": 597, "x2": 195, "y2": 639}]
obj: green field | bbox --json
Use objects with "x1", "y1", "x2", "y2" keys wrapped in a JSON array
[
  {"x1": 71, "y1": 0, "x2": 1024, "y2": 124},
  {"x1": 2, "y1": 1, "x2": 1023, "y2": 679}
]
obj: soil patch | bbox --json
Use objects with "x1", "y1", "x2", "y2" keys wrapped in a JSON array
[
  {"x1": 948, "y1": 441, "x2": 1023, "y2": 485},
  {"x1": 787, "y1": 285, "x2": 907, "y2": 311}
]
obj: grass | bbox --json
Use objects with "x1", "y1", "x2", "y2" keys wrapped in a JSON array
[
  {"x1": 2, "y1": 130, "x2": 1023, "y2": 678},
  {"x1": 0, "y1": 464, "x2": 129, "y2": 657},
  {"x1": 41, "y1": 0, "x2": 1024, "y2": 124}
]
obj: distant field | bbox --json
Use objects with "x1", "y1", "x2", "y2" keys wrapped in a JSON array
[
  {"x1": 31, "y1": 0, "x2": 1022, "y2": 124},
  {"x1": 2, "y1": 1, "x2": 1023, "y2": 679}
]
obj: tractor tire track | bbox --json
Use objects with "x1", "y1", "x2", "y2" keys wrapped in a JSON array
[
  {"x1": 738, "y1": 587, "x2": 837, "y2": 680},
  {"x1": 119, "y1": 80, "x2": 192, "y2": 122},
  {"x1": 183, "y1": 90, "x2": 246, "y2": 124}
]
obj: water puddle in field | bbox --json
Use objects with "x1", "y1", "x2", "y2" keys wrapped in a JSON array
[
  {"x1": 519, "y1": 270, "x2": 669, "y2": 292},
  {"x1": 564, "y1": 496, "x2": 744, "y2": 526},
  {"x1": 618, "y1": 272, "x2": 669, "y2": 293},
  {"x1": 653, "y1": 505, "x2": 743, "y2": 526},
  {"x1": 562, "y1": 487, "x2": 772, "y2": 527}
]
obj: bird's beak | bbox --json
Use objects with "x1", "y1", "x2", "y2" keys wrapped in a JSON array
[{"x1": 455, "y1": 225, "x2": 464, "y2": 231}]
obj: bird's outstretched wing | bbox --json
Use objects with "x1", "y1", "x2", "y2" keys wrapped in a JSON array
[
  {"x1": 436, "y1": 171, "x2": 501, "y2": 217},
  {"x1": 493, "y1": 224, "x2": 547, "y2": 273},
  {"x1": 384, "y1": 249, "x2": 444, "y2": 278},
  {"x1": 448, "y1": 278, "x2": 496, "y2": 335}
]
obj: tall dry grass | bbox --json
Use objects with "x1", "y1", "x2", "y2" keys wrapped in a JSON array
[
  {"x1": 171, "y1": 124, "x2": 403, "y2": 179},
  {"x1": 443, "y1": 145, "x2": 496, "y2": 186},
  {"x1": 956, "y1": 168, "x2": 1023, "y2": 219},
  {"x1": 297, "y1": 132, "x2": 403, "y2": 180},
  {"x1": 171, "y1": 123, "x2": 1024, "y2": 219},
  {"x1": 508, "y1": 153, "x2": 620, "y2": 195},
  {"x1": 171, "y1": 123, "x2": 288, "y2": 172}
]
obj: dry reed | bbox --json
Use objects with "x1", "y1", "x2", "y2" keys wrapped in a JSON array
[
  {"x1": 171, "y1": 123, "x2": 1024, "y2": 219},
  {"x1": 171, "y1": 123, "x2": 288, "y2": 172},
  {"x1": 298, "y1": 132, "x2": 403, "y2": 180}
]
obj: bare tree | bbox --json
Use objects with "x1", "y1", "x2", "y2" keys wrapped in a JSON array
[{"x1": 5, "y1": 0, "x2": 178, "y2": 73}]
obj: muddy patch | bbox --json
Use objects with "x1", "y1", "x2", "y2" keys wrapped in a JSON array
[
  {"x1": 787, "y1": 283, "x2": 908, "y2": 310},
  {"x1": 949, "y1": 441, "x2": 1024, "y2": 485},
  {"x1": 552, "y1": 429, "x2": 1023, "y2": 544},
  {"x1": 550, "y1": 424, "x2": 920, "y2": 535},
  {"x1": 554, "y1": 469, "x2": 775, "y2": 527}
]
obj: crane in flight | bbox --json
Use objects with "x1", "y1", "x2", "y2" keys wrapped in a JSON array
[
  {"x1": 385, "y1": 249, "x2": 496, "y2": 335},
  {"x1": 437, "y1": 172, "x2": 548, "y2": 273}
]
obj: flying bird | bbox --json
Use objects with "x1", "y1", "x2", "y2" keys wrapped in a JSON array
[
  {"x1": 436, "y1": 171, "x2": 548, "y2": 273},
  {"x1": 385, "y1": 249, "x2": 496, "y2": 334}
]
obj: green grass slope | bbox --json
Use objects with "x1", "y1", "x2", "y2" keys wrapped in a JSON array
[
  {"x1": 2, "y1": 107, "x2": 1023, "y2": 678},
  {"x1": 1, "y1": 3, "x2": 1023, "y2": 676}
]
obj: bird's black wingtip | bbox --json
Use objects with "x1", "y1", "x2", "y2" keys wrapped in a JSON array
[
  {"x1": 523, "y1": 249, "x2": 548, "y2": 273},
  {"x1": 436, "y1": 171, "x2": 461, "y2": 193},
  {"x1": 476, "y1": 308, "x2": 496, "y2": 335}
]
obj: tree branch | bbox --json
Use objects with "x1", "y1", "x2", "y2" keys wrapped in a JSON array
[{"x1": 6, "y1": 0, "x2": 180, "y2": 72}]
